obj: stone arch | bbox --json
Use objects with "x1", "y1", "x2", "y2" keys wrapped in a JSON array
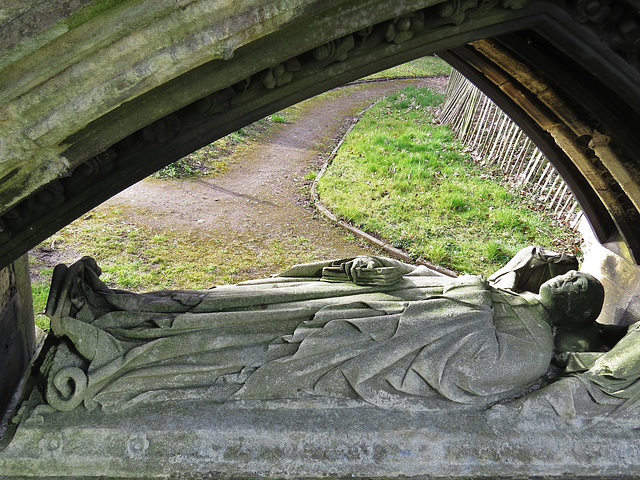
[{"x1": 1, "y1": 0, "x2": 639, "y2": 271}]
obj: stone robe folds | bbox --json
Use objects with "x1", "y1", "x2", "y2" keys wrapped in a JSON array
[{"x1": 44, "y1": 257, "x2": 554, "y2": 412}]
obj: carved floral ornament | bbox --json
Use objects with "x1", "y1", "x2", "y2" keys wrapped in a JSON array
[
  {"x1": 313, "y1": 35, "x2": 355, "y2": 62},
  {"x1": 0, "y1": 147, "x2": 118, "y2": 244},
  {"x1": 434, "y1": 0, "x2": 640, "y2": 67},
  {"x1": 575, "y1": 0, "x2": 612, "y2": 23},
  {"x1": 435, "y1": 0, "x2": 530, "y2": 24}
]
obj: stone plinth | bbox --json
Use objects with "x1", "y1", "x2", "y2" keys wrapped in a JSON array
[{"x1": 1, "y1": 392, "x2": 639, "y2": 479}]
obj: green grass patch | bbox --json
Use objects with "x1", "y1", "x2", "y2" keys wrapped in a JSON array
[
  {"x1": 316, "y1": 86, "x2": 580, "y2": 276},
  {"x1": 41, "y1": 211, "x2": 323, "y2": 290},
  {"x1": 366, "y1": 56, "x2": 451, "y2": 79},
  {"x1": 31, "y1": 280, "x2": 51, "y2": 331},
  {"x1": 269, "y1": 113, "x2": 288, "y2": 124},
  {"x1": 153, "y1": 57, "x2": 448, "y2": 180}
]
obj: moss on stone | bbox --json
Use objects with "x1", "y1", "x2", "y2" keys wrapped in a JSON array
[{"x1": 65, "y1": 0, "x2": 141, "y2": 30}]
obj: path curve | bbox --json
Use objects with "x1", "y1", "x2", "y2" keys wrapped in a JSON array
[{"x1": 104, "y1": 77, "x2": 448, "y2": 262}]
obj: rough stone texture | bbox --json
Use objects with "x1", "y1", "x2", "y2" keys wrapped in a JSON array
[
  {"x1": 580, "y1": 218, "x2": 640, "y2": 326},
  {"x1": 1, "y1": 397, "x2": 639, "y2": 479},
  {"x1": 2, "y1": 2, "x2": 640, "y2": 475},
  {"x1": 2, "y1": 253, "x2": 638, "y2": 478},
  {"x1": 0, "y1": 256, "x2": 35, "y2": 416}
]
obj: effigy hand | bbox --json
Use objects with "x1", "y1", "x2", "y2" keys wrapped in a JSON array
[
  {"x1": 321, "y1": 256, "x2": 403, "y2": 286},
  {"x1": 345, "y1": 256, "x2": 379, "y2": 284}
]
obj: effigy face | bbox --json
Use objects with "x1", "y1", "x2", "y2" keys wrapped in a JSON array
[{"x1": 1, "y1": 251, "x2": 639, "y2": 479}]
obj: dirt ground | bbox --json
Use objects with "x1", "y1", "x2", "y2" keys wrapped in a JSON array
[{"x1": 96, "y1": 78, "x2": 448, "y2": 262}]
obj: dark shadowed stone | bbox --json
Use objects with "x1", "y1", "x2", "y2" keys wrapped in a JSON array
[{"x1": 0, "y1": 256, "x2": 35, "y2": 417}]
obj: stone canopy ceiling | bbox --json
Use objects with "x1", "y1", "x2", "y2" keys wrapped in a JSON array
[{"x1": 1, "y1": 0, "x2": 639, "y2": 268}]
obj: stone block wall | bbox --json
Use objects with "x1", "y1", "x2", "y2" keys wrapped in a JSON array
[{"x1": 0, "y1": 256, "x2": 35, "y2": 415}]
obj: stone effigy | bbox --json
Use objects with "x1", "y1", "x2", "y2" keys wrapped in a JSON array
[
  {"x1": 3, "y1": 247, "x2": 640, "y2": 479},
  {"x1": 41, "y1": 247, "x2": 616, "y2": 414}
]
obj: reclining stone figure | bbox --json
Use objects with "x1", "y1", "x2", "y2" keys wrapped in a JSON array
[{"x1": 43, "y1": 247, "x2": 615, "y2": 414}]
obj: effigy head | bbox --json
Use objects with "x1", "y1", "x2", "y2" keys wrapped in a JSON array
[{"x1": 539, "y1": 270, "x2": 605, "y2": 327}]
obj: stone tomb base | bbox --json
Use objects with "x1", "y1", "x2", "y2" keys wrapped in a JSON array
[{"x1": 1, "y1": 391, "x2": 640, "y2": 479}]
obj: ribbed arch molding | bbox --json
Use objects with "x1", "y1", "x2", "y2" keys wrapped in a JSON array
[{"x1": 0, "y1": 0, "x2": 638, "y2": 268}]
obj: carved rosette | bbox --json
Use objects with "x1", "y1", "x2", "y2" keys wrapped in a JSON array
[
  {"x1": 562, "y1": 0, "x2": 640, "y2": 67},
  {"x1": 38, "y1": 432, "x2": 63, "y2": 453},
  {"x1": 126, "y1": 434, "x2": 150, "y2": 458}
]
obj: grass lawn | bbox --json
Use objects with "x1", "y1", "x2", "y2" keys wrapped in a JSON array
[
  {"x1": 30, "y1": 207, "x2": 350, "y2": 331},
  {"x1": 366, "y1": 56, "x2": 452, "y2": 78},
  {"x1": 316, "y1": 86, "x2": 579, "y2": 276}
]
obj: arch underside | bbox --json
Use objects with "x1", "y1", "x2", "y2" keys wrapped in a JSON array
[{"x1": 1, "y1": 0, "x2": 639, "y2": 270}]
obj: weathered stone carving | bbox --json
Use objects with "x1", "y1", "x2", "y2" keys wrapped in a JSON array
[
  {"x1": 141, "y1": 113, "x2": 182, "y2": 143},
  {"x1": 384, "y1": 12, "x2": 425, "y2": 44},
  {"x1": 262, "y1": 58, "x2": 301, "y2": 89},
  {"x1": 313, "y1": 35, "x2": 355, "y2": 62},
  {"x1": 38, "y1": 247, "x2": 637, "y2": 419},
  {"x1": 0, "y1": 9, "x2": 412, "y2": 252},
  {"x1": 575, "y1": 0, "x2": 613, "y2": 24},
  {"x1": 192, "y1": 87, "x2": 236, "y2": 117},
  {"x1": 26, "y1": 182, "x2": 65, "y2": 217},
  {"x1": 63, "y1": 149, "x2": 117, "y2": 197},
  {"x1": 434, "y1": 0, "x2": 528, "y2": 26},
  {"x1": 564, "y1": 0, "x2": 640, "y2": 67},
  {"x1": 436, "y1": 0, "x2": 480, "y2": 25}
]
